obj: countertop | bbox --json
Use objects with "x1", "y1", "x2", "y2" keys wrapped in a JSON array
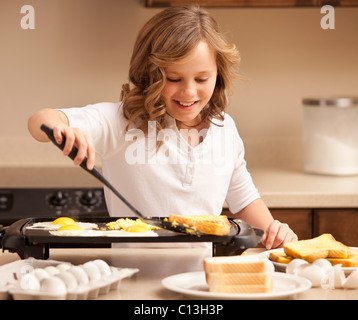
[
  {"x1": 0, "y1": 247, "x2": 357, "y2": 300},
  {"x1": 1, "y1": 137, "x2": 358, "y2": 209},
  {"x1": 2, "y1": 164, "x2": 358, "y2": 209},
  {"x1": 250, "y1": 165, "x2": 358, "y2": 208}
]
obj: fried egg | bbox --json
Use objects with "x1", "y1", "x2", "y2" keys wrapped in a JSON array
[
  {"x1": 58, "y1": 225, "x2": 83, "y2": 231},
  {"x1": 126, "y1": 223, "x2": 150, "y2": 233},
  {"x1": 36, "y1": 217, "x2": 157, "y2": 237},
  {"x1": 106, "y1": 218, "x2": 158, "y2": 232},
  {"x1": 49, "y1": 229, "x2": 104, "y2": 237},
  {"x1": 29, "y1": 217, "x2": 98, "y2": 231},
  {"x1": 53, "y1": 217, "x2": 75, "y2": 226}
]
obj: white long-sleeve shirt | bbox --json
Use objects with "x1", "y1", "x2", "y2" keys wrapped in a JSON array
[{"x1": 60, "y1": 102, "x2": 260, "y2": 218}]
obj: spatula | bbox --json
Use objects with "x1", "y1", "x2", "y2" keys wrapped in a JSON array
[{"x1": 40, "y1": 124, "x2": 203, "y2": 236}]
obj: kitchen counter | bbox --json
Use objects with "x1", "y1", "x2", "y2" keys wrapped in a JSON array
[
  {"x1": 245, "y1": 138, "x2": 358, "y2": 209},
  {"x1": 0, "y1": 247, "x2": 357, "y2": 300},
  {"x1": 2, "y1": 138, "x2": 358, "y2": 209},
  {"x1": 250, "y1": 165, "x2": 358, "y2": 209},
  {"x1": 2, "y1": 163, "x2": 358, "y2": 209}
]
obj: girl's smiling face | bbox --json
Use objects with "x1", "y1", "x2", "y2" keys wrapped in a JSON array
[{"x1": 161, "y1": 41, "x2": 217, "y2": 129}]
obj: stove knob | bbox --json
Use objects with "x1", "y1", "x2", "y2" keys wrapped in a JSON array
[
  {"x1": 80, "y1": 190, "x2": 98, "y2": 207},
  {"x1": 0, "y1": 193, "x2": 13, "y2": 211},
  {"x1": 49, "y1": 191, "x2": 68, "y2": 207}
]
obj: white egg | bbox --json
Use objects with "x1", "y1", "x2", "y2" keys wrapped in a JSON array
[
  {"x1": 20, "y1": 273, "x2": 40, "y2": 291},
  {"x1": 93, "y1": 259, "x2": 111, "y2": 276},
  {"x1": 40, "y1": 276, "x2": 67, "y2": 295},
  {"x1": 263, "y1": 258, "x2": 275, "y2": 273},
  {"x1": 81, "y1": 262, "x2": 101, "y2": 282},
  {"x1": 56, "y1": 271, "x2": 78, "y2": 290},
  {"x1": 56, "y1": 263, "x2": 71, "y2": 272},
  {"x1": 343, "y1": 269, "x2": 358, "y2": 289},
  {"x1": 296, "y1": 264, "x2": 325, "y2": 287},
  {"x1": 33, "y1": 268, "x2": 50, "y2": 282},
  {"x1": 44, "y1": 266, "x2": 60, "y2": 276},
  {"x1": 16, "y1": 264, "x2": 33, "y2": 280},
  {"x1": 286, "y1": 259, "x2": 309, "y2": 275},
  {"x1": 313, "y1": 259, "x2": 332, "y2": 272},
  {"x1": 68, "y1": 266, "x2": 89, "y2": 285}
]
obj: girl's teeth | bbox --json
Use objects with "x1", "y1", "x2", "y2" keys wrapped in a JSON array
[{"x1": 177, "y1": 101, "x2": 195, "y2": 107}]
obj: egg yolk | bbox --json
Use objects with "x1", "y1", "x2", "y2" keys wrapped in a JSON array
[
  {"x1": 126, "y1": 223, "x2": 150, "y2": 233},
  {"x1": 58, "y1": 225, "x2": 83, "y2": 231},
  {"x1": 53, "y1": 217, "x2": 76, "y2": 226},
  {"x1": 106, "y1": 218, "x2": 154, "y2": 232}
]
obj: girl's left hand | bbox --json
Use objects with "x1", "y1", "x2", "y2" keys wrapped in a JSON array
[{"x1": 261, "y1": 220, "x2": 298, "y2": 249}]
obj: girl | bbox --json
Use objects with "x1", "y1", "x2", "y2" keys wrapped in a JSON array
[{"x1": 28, "y1": 6, "x2": 297, "y2": 249}]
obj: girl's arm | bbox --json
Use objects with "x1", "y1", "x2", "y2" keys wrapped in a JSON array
[
  {"x1": 27, "y1": 108, "x2": 95, "y2": 170},
  {"x1": 236, "y1": 198, "x2": 297, "y2": 249}
]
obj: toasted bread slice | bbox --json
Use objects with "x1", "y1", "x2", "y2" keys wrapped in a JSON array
[
  {"x1": 269, "y1": 251, "x2": 293, "y2": 264},
  {"x1": 168, "y1": 215, "x2": 230, "y2": 236},
  {"x1": 269, "y1": 247, "x2": 358, "y2": 267},
  {"x1": 284, "y1": 234, "x2": 349, "y2": 263},
  {"x1": 327, "y1": 249, "x2": 358, "y2": 267}
]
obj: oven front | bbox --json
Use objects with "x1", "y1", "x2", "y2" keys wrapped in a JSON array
[{"x1": 0, "y1": 188, "x2": 109, "y2": 226}]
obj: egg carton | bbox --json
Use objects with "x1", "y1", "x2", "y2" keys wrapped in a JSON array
[{"x1": 0, "y1": 258, "x2": 138, "y2": 300}]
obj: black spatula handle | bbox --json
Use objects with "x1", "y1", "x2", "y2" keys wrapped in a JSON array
[{"x1": 40, "y1": 124, "x2": 90, "y2": 171}]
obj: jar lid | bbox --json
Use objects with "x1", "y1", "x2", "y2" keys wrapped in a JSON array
[{"x1": 302, "y1": 96, "x2": 358, "y2": 108}]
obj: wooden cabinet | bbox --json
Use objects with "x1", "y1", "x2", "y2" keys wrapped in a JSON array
[
  {"x1": 222, "y1": 208, "x2": 358, "y2": 245},
  {"x1": 270, "y1": 209, "x2": 313, "y2": 240},
  {"x1": 222, "y1": 208, "x2": 313, "y2": 240},
  {"x1": 313, "y1": 209, "x2": 358, "y2": 246},
  {"x1": 146, "y1": 0, "x2": 358, "y2": 7}
]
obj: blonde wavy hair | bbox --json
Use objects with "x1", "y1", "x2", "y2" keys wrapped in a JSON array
[{"x1": 121, "y1": 6, "x2": 240, "y2": 137}]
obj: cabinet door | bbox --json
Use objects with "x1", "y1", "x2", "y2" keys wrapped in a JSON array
[
  {"x1": 222, "y1": 208, "x2": 312, "y2": 240},
  {"x1": 270, "y1": 209, "x2": 313, "y2": 240},
  {"x1": 313, "y1": 209, "x2": 358, "y2": 246}
]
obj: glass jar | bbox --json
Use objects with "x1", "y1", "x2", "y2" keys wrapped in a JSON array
[{"x1": 302, "y1": 96, "x2": 358, "y2": 176}]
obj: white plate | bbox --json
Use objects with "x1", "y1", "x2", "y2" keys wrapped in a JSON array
[
  {"x1": 162, "y1": 271, "x2": 311, "y2": 300},
  {"x1": 260, "y1": 248, "x2": 358, "y2": 275}
]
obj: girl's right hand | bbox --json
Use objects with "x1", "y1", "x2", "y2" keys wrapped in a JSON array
[{"x1": 52, "y1": 123, "x2": 95, "y2": 170}]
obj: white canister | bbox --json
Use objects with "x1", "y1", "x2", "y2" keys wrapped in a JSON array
[{"x1": 302, "y1": 96, "x2": 358, "y2": 176}]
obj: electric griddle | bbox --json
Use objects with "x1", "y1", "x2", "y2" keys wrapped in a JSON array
[{"x1": 1, "y1": 217, "x2": 263, "y2": 259}]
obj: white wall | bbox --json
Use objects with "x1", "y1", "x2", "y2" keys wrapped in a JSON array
[{"x1": 1, "y1": 0, "x2": 357, "y2": 167}]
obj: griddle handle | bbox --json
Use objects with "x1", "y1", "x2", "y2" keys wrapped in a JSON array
[
  {"x1": 253, "y1": 227, "x2": 264, "y2": 244},
  {"x1": 40, "y1": 124, "x2": 146, "y2": 219},
  {"x1": 3, "y1": 218, "x2": 50, "y2": 259},
  {"x1": 236, "y1": 220, "x2": 263, "y2": 247}
]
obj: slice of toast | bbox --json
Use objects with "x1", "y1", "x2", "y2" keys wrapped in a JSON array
[
  {"x1": 284, "y1": 234, "x2": 350, "y2": 263},
  {"x1": 269, "y1": 247, "x2": 358, "y2": 267},
  {"x1": 327, "y1": 249, "x2": 358, "y2": 267},
  {"x1": 168, "y1": 215, "x2": 231, "y2": 236},
  {"x1": 269, "y1": 251, "x2": 294, "y2": 264}
]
